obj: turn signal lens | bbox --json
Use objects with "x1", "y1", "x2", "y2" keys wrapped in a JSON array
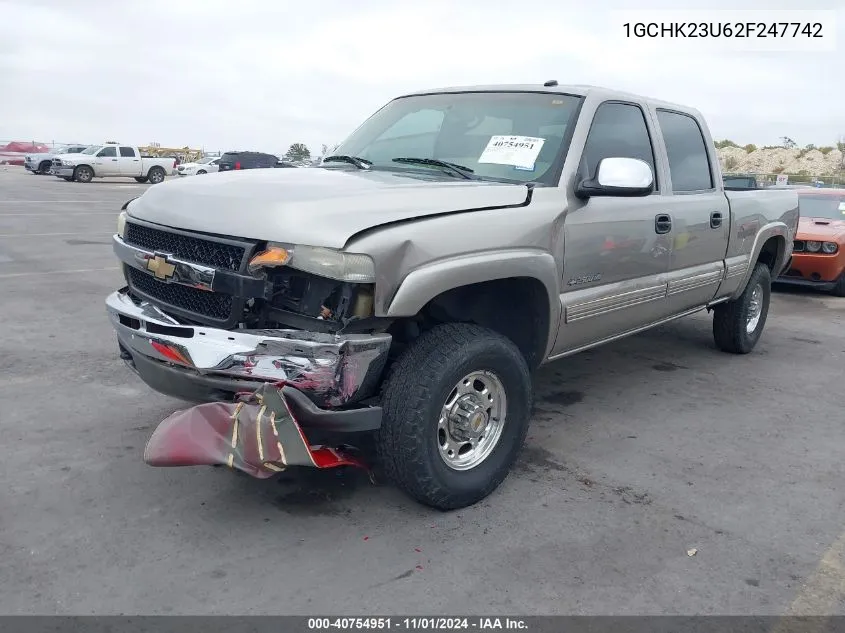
[
  {"x1": 822, "y1": 241, "x2": 838, "y2": 254},
  {"x1": 248, "y1": 245, "x2": 291, "y2": 274},
  {"x1": 806, "y1": 241, "x2": 821, "y2": 252}
]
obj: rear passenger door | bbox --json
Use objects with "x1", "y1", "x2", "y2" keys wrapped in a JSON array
[
  {"x1": 555, "y1": 101, "x2": 676, "y2": 354},
  {"x1": 654, "y1": 109, "x2": 730, "y2": 314},
  {"x1": 118, "y1": 146, "x2": 142, "y2": 176}
]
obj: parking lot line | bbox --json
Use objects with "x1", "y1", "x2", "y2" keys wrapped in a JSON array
[
  {"x1": 0, "y1": 212, "x2": 118, "y2": 217},
  {"x1": 0, "y1": 266, "x2": 119, "y2": 279},
  {"x1": 0, "y1": 232, "x2": 113, "y2": 237},
  {"x1": 784, "y1": 529, "x2": 845, "y2": 616}
]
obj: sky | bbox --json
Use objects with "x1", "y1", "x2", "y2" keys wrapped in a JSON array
[{"x1": 1, "y1": 0, "x2": 843, "y2": 156}]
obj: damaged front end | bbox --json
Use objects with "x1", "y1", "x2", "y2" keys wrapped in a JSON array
[{"x1": 144, "y1": 382, "x2": 369, "y2": 477}]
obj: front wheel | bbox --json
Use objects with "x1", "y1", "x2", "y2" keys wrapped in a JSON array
[
  {"x1": 377, "y1": 323, "x2": 532, "y2": 510},
  {"x1": 73, "y1": 165, "x2": 93, "y2": 183},
  {"x1": 196, "y1": 170, "x2": 207, "y2": 175},
  {"x1": 147, "y1": 167, "x2": 165, "y2": 184},
  {"x1": 713, "y1": 262, "x2": 771, "y2": 354},
  {"x1": 38, "y1": 161, "x2": 51, "y2": 174}
]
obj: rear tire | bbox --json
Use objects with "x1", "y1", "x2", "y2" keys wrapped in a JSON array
[
  {"x1": 377, "y1": 323, "x2": 532, "y2": 510},
  {"x1": 73, "y1": 165, "x2": 93, "y2": 183},
  {"x1": 134, "y1": 177, "x2": 149, "y2": 183},
  {"x1": 147, "y1": 167, "x2": 165, "y2": 184},
  {"x1": 713, "y1": 262, "x2": 771, "y2": 354}
]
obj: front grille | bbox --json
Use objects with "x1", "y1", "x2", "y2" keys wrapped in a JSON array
[
  {"x1": 127, "y1": 267, "x2": 232, "y2": 320},
  {"x1": 793, "y1": 240, "x2": 805, "y2": 252},
  {"x1": 125, "y1": 222, "x2": 245, "y2": 271}
]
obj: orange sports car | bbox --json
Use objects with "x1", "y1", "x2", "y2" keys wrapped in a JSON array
[{"x1": 777, "y1": 187, "x2": 845, "y2": 296}]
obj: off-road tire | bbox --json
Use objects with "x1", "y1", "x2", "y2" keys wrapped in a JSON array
[
  {"x1": 134, "y1": 177, "x2": 149, "y2": 183},
  {"x1": 37, "y1": 161, "x2": 51, "y2": 174},
  {"x1": 376, "y1": 323, "x2": 532, "y2": 510},
  {"x1": 831, "y1": 272, "x2": 845, "y2": 297},
  {"x1": 713, "y1": 262, "x2": 771, "y2": 354},
  {"x1": 147, "y1": 167, "x2": 166, "y2": 184},
  {"x1": 73, "y1": 165, "x2": 93, "y2": 183}
]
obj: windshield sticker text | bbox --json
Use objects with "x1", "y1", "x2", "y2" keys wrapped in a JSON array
[{"x1": 478, "y1": 135, "x2": 546, "y2": 170}]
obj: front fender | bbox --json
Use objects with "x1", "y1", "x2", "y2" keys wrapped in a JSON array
[{"x1": 384, "y1": 249, "x2": 561, "y2": 355}]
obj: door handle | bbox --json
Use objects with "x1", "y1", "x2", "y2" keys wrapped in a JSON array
[
  {"x1": 710, "y1": 211, "x2": 723, "y2": 229},
  {"x1": 655, "y1": 214, "x2": 672, "y2": 234}
]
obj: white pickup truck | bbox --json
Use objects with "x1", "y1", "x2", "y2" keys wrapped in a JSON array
[{"x1": 52, "y1": 143, "x2": 176, "y2": 184}]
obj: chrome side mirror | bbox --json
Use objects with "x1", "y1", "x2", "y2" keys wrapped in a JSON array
[{"x1": 576, "y1": 157, "x2": 655, "y2": 198}]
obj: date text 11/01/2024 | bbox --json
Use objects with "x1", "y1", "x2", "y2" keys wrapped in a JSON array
[
  {"x1": 307, "y1": 617, "x2": 529, "y2": 630},
  {"x1": 623, "y1": 22, "x2": 824, "y2": 38}
]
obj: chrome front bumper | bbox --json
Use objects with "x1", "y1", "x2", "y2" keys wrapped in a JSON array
[{"x1": 105, "y1": 288, "x2": 392, "y2": 410}]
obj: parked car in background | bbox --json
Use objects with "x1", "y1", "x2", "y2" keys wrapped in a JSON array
[
  {"x1": 24, "y1": 144, "x2": 88, "y2": 174},
  {"x1": 177, "y1": 156, "x2": 221, "y2": 176},
  {"x1": 216, "y1": 151, "x2": 280, "y2": 171},
  {"x1": 52, "y1": 143, "x2": 176, "y2": 184},
  {"x1": 777, "y1": 188, "x2": 845, "y2": 295},
  {"x1": 107, "y1": 82, "x2": 797, "y2": 509}
]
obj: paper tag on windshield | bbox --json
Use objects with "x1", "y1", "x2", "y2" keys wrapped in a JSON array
[{"x1": 478, "y1": 136, "x2": 545, "y2": 170}]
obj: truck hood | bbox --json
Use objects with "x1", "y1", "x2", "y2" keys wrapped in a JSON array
[
  {"x1": 796, "y1": 216, "x2": 845, "y2": 242},
  {"x1": 127, "y1": 167, "x2": 530, "y2": 249}
]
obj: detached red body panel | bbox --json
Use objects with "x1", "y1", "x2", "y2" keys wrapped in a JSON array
[{"x1": 143, "y1": 383, "x2": 368, "y2": 478}]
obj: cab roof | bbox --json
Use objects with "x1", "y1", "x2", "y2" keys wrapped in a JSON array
[{"x1": 397, "y1": 83, "x2": 698, "y2": 115}]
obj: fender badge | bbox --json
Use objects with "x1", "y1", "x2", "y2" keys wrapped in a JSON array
[{"x1": 567, "y1": 274, "x2": 602, "y2": 286}]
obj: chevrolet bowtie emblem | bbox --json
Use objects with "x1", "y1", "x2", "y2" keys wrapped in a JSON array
[{"x1": 146, "y1": 254, "x2": 176, "y2": 280}]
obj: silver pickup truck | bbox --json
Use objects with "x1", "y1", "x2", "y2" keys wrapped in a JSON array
[{"x1": 106, "y1": 83, "x2": 799, "y2": 509}]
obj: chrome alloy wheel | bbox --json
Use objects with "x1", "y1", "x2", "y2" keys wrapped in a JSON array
[
  {"x1": 437, "y1": 370, "x2": 507, "y2": 471},
  {"x1": 746, "y1": 283, "x2": 764, "y2": 334}
]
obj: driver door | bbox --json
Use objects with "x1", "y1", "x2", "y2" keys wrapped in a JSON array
[
  {"x1": 554, "y1": 100, "x2": 675, "y2": 355},
  {"x1": 94, "y1": 146, "x2": 120, "y2": 175}
]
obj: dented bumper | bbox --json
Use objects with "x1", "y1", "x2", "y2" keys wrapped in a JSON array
[{"x1": 106, "y1": 288, "x2": 390, "y2": 429}]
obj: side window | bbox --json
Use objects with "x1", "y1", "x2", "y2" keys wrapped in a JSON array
[
  {"x1": 71, "y1": 147, "x2": 84, "y2": 153},
  {"x1": 97, "y1": 146, "x2": 116, "y2": 157},
  {"x1": 119, "y1": 147, "x2": 135, "y2": 157},
  {"x1": 581, "y1": 102, "x2": 657, "y2": 188},
  {"x1": 656, "y1": 110, "x2": 713, "y2": 192}
]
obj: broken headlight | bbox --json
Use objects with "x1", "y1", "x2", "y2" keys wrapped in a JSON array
[{"x1": 248, "y1": 242, "x2": 376, "y2": 283}]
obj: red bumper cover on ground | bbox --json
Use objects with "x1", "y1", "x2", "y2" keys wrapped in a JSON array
[{"x1": 143, "y1": 383, "x2": 368, "y2": 477}]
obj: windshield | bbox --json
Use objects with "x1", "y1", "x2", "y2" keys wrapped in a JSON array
[
  {"x1": 331, "y1": 91, "x2": 583, "y2": 184},
  {"x1": 81, "y1": 146, "x2": 102, "y2": 155},
  {"x1": 52, "y1": 146, "x2": 70, "y2": 154},
  {"x1": 799, "y1": 193, "x2": 845, "y2": 220}
]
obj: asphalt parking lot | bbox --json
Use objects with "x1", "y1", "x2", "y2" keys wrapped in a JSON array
[{"x1": 1, "y1": 166, "x2": 844, "y2": 616}]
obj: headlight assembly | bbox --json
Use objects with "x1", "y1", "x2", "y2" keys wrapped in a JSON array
[
  {"x1": 822, "y1": 242, "x2": 838, "y2": 254},
  {"x1": 806, "y1": 240, "x2": 821, "y2": 252},
  {"x1": 249, "y1": 242, "x2": 376, "y2": 283},
  {"x1": 117, "y1": 210, "x2": 127, "y2": 237}
]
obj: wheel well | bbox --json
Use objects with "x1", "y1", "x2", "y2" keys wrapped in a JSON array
[
  {"x1": 757, "y1": 235, "x2": 785, "y2": 271},
  {"x1": 388, "y1": 277, "x2": 551, "y2": 371}
]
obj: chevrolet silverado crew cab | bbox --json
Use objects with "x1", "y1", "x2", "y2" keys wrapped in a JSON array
[
  {"x1": 53, "y1": 143, "x2": 175, "y2": 183},
  {"x1": 106, "y1": 83, "x2": 799, "y2": 509}
]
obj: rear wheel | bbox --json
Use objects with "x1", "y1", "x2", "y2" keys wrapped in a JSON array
[
  {"x1": 377, "y1": 323, "x2": 532, "y2": 510},
  {"x1": 134, "y1": 176, "x2": 149, "y2": 183},
  {"x1": 713, "y1": 262, "x2": 771, "y2": 354},
  {"x1": 147, "y1": 167, "x2": 165, "y2": 184},
  {"x1": 73, "y1": 165, "x2": 93, "y2": 183}
]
